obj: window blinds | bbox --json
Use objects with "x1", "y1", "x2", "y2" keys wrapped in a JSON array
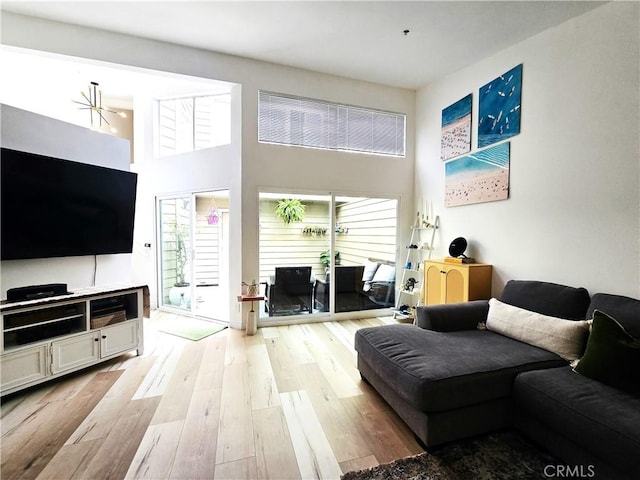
[{"x1": 258, "y1": 91, "x2": 406, "y2": 157}]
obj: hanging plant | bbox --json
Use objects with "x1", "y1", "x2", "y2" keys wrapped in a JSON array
[
  {"x1": 206, "y1": 197, "x2": 220, "y2": 224},
  {"x1": 275, "y1": 199, "x2": 306, "y2": 224},
  {"x1": 207, "y1": 208, "x2": 220, "y2": 224}
]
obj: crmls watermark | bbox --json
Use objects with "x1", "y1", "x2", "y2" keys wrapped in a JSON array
[{"x1": 544, "y1": 464, "x2": 596, "y2": 478}]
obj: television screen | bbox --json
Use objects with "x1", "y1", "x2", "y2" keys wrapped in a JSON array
[{"x1": 1, "y1": 147, "x2": 137, "y2": 260}]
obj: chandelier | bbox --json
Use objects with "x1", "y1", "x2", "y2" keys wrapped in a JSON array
[{"x1": 73, "y1": 82, "x2": 126, "y2": 132}]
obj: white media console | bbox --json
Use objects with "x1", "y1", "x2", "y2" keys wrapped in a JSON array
[{"x1": 0, "y1": 284, "x2": 147, "y2": 396}]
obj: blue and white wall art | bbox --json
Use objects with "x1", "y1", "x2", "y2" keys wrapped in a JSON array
[
  {"x1": 445, "y1": 141, "x2": 510, "y2": 207},
  {"x1": 478, "y1": 64, "x2": 522, "y2": 148},
  {"x1": 441, "y1": 93, "x2": 472, "y2": 161}
]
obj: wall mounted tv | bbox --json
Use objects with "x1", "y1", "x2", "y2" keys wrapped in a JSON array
[{"x1": 1, "y1": 147, "x2": 138, "y2": 261}]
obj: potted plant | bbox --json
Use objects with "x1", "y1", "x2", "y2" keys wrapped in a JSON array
[
  {"x1": 320, "y1": 249, "x2": 341, "y2": 271},
  {"x1": 275, "y1": 198, "x2": 306, "y2": 224},
  {"x1": 169, "y1": 223, "x2": 191, "y2": 308}
]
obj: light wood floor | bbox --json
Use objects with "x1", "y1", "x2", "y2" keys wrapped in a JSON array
[{"x1": 1, "y1": 312, "x2": 423, "y2": 480}]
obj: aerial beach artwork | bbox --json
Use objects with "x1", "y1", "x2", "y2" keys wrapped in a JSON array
[
  {"x1": 445, "y1": 141, "x2": 510, "y2": 207},
  {"x1": 441, "y1": 93, "x2": 472, "y2": 161},
  {"x1": 478, "y1": 64, "x2": 522, "y2": 148}
]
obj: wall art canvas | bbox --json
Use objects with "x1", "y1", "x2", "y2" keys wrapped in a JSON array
[
  {"x1": 478, "y1": 64, "x2": 522, "y2": 148},
  {"x1": 445, "y1": 141, "x2": 510, "y2": 207},
  {"x1": 441, "y1": 93, "x2": 472, "y2": 161}
]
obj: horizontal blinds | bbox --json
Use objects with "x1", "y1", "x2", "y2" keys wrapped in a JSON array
[{"x1": 258, "y1": 91, "x2": 405, "y2": 157}]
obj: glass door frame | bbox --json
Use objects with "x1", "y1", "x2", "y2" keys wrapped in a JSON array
[
  {"x1": 257, "y1": 189, "x2": 400, "y2": 320},
  {"x1": 156, "y1": 193, "x2": 197, "y2": 316},
  {"x1": 155, "y1": 189, "x2": 231, "y2": 322}
]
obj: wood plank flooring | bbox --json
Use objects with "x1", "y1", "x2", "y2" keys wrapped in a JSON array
[{"x1": 1, "y1": 312, "x2": 423, "y2": 479}]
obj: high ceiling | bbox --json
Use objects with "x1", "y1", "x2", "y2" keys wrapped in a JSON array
[{"x1": 2, "y1": 1, "x2": 604, "y2": 90}]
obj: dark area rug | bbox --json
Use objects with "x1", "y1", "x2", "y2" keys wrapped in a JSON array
[{"x1": 341, "y1": 430, "x2": 560, "y2": 480}]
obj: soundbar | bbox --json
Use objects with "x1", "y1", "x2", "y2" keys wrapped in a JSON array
[{"x1": 7, "y1": 283, "x2": 70, "y2": 303}]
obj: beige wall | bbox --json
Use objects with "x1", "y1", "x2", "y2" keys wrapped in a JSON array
[
  {"x1": 416, "y1": 2, "x2": 639, "y2": 298},
  {"x1": 1, "y1": 12, "x2": 415, "y2": 327}
]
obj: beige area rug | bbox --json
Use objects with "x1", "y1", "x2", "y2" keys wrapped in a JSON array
[{"x1": 341, "y1": 430, "x2": 560, "y2": 480}]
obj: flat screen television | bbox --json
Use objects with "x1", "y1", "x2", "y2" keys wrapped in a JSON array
[{"x1": 1, "y1": 147, "x2": 138, "y2": 261}]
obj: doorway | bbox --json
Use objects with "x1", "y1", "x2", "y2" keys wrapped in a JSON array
[
  {"x1": 157, "y1": 190, "x2": 230, "y2": 322},
  {"x1": 258, "y1": 191, "x2": 398, "y2": 318}
]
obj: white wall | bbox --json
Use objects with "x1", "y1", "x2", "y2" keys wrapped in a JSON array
[
  {"x1": 1, "y1": 12, "x2": 416, "y2": 327},
  {"x1": 415, "y1": 2, "x2": 639, "y2": 299},
  {"x1": 0, "y1": 104, "x2": 133, "y2": 293},
  {"x1": 128, "y1": 85, "x2": 242, "y2": 316}
]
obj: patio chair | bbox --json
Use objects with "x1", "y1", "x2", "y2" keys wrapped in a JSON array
[
  {"x1": 265, "y1": 266, "x2": 314, "y2": 316},
  {"x1": 314, "y1": 265, "x2": 367, "y2": 312}
]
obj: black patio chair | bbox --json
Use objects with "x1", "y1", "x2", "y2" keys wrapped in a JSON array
[{"x1": 265, "y1": 266, "x2": 314, "y2": 316}]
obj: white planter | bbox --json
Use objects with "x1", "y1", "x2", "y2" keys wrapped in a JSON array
[{"x1": 169, "y1": 285, "x2": 191, "y2": 308}]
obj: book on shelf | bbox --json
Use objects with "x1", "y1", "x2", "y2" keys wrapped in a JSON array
[{"x1": 444, "y1": 256, "x2": 476, "y2": 264}]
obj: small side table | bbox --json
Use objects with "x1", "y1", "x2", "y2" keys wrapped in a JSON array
[{"x1": 236, "y1": 295, "x2": 264, "y2": 335}]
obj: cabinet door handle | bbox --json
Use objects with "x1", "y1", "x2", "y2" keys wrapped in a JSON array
[
  {"x1": 102, "y1": 335, "x2": 107, "y2": 339},
  {"x1": 94, "y1": 338, "x2": 99, "y2": 342},
  {"x1": 440, "y1": 270, "x2": 446, "y2": 274}
]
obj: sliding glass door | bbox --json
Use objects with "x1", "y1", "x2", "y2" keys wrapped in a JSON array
[
  {"x1": 258, "y1": 191, "x2": 397, "y2": 318},
  {"x1": 333, "y1": 196, "x2": 398, "y2": 313},
  {"x1": 157, "y1": 190, "x2": 230, "y2": 321},
  {"x1": 158, "y1": 196, "x2": 193, "y2": 312},
  {"x1": 258, "y1": 193, "x2": 331, "y2": 318}
]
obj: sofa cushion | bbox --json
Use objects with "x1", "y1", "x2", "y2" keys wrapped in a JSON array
[
  {"x1": 574, "y1": 310, "x2": 640, "y2": 394},
  {"x1": 362, "y1": 260, "x2": 380, "y2": 282},
  {"x1": 354, "y1": 324, "x2": 567, "y2": 412},
  {"x1": 371, "y1": 263, "x2": 395, "y2": 282},
  {"x1": 514, "y1": 367, "x2": 640, "y2": 476},
  {"x1": 587, "y1": 293, "x2": 640, "y2": 338},
  {"x1": 500, "y1": 280, "x2": 590, "y2": 320},
  {"x1": 486, "y1": 298, "x2": 590, "y2": 361}
]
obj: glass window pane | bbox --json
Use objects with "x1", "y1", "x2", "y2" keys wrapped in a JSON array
[
  {"x1": 258, "y1": 192, "x2": 398, "y2": 317},
  {"x1": 259, "y1": 193, "x2": 330, "y2": 317},
  {"x1": 158, "y1": 197, "x2": 193, "y2": 311},
  {"x1": 158, "y1": 94, "x2": 231, "y2": 157},
  {"x1": 334, "y1": 196, "x2": 397, "y2": 312},
  {"x1": 174, "y1": 97, "x2": 194, "y2": 154}
]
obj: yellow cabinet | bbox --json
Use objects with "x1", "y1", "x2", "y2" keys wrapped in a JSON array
[{"x1": 423, "y1": 260, "x2": 492, "y2": 305}]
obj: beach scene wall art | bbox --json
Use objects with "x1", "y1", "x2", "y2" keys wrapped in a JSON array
[
  {"x1": 441, "y1": 93, "x2": 472, "y2": 161},
  {"x1": 445, "y1": 141, "x2": 510, "y2": 207},
  {"x1": 478, "y1": 64, "x2": 522, "y2": 148}
]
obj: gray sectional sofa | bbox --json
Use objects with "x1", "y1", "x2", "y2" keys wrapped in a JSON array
[{"x1": 354, "y1": 280, "x2": 640, "y2": 480}]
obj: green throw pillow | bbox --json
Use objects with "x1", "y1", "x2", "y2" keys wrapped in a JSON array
[{"x1": 574, "y1": 310, "x2": 640, "y2": 394}]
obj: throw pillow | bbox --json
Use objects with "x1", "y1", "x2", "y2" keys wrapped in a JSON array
[
  {"x1": 486, "y1": 298, "x2": 590, "y2": 361},
  {"x1": 574, "y1": 310, "x2": 640, "y2": 394},
  {"x1": 371, "y1": 263, "x2": 395, "y2": 283},
  {"x1": 362, "y1": 260, "x2": 380, "y2": 282}
]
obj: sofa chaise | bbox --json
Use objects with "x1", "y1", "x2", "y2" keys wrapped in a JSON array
[{"x1": 354, "y1": 280, "x2": 639, "y2": 480}]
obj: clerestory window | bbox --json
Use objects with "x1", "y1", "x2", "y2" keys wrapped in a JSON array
[
  {"x1": 258, "y1": 91, "x2": 406, "y2": 157},
  {"x1": 157, "y1": 94, "x2": 231, "y2": 157}
]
